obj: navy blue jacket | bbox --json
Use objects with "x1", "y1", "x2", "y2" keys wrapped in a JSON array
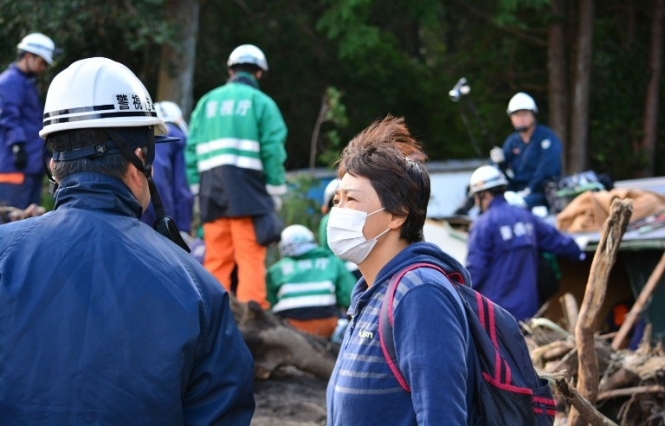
[
  {"x1": 501, "y1": 124, "x2": 562, "y2": 193},
  {"x1": 327, "y1": 242, "x2": 474, "y2": 425},
  {"x1": 466, "y1": 195, "x2": 583, "y2": 321},
  {"x1": 0, "y1": 64, "x2": 45, "y2": 174},
  {"x1": 0, "y1": 173, "x2": 254, "y2": 425},
  {"x1": 142, "y1": 123, "x2": 194, "y2": 232}
]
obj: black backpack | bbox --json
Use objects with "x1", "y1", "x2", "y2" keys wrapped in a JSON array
[{"x1": 379, "y1": 263, "x2": 556, "y2": 425}]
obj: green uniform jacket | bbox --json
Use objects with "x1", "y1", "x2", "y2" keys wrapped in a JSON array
[
  {"x1": 187, "y1": 72, "x2": 287, "y2": 222},
  {"x1": 266, "y1": 247, "x2": 356, "y2": 320}
]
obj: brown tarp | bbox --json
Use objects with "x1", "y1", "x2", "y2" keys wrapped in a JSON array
[{"x1": 556, "y1": 189, "x2": 665, "y2": 233}]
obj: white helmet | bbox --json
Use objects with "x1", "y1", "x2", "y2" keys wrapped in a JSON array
[
  {"x1": 278, "y1": 225, "x2": 317, "y2": 258},
  {"x1": 227, "y1": 44, "x2": 269, "y2": 72},
  {"x1": 322, "y1": 178, "x2": 340, "y2": 209},
  {"x1": 40, "y1": 57, "x2": 167, "y2": 139},
  {"x1": 469, "y1": 165, "x2": 508, "y2": 195},
  {"x1": 17, "y1": 33, "x2": 56, "y2": 65},
  {"x1": 507, "y1": 92, "x2": 538, "y2": 115},
  {"x1": 154, "y1": 101, "x2": 188, "y2": 135}
]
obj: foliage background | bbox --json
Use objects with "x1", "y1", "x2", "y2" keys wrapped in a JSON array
[{"x1": 1, "y1": 0, "x2": 663, "y2": 181}]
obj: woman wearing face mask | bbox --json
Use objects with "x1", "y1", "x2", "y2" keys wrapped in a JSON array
[{"x1": 326, "y1": 116, "x2": 474, "y2": 425}]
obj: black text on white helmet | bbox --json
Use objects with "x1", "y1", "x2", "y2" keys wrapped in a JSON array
[{"x1": 40, "y1": 57, "x2": 167, "y2": 139}]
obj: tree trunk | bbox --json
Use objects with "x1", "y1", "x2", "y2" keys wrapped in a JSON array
[
  {"x1": 634, "y1": 0, "x2": 664, "y2": 177},
  {"x1": 568, "y1": 0, "x2": 594, "y2": 174},
  {"x1": 548, "y1": 0, "x2": 569, "y2": 172},
  {"x1": 156, "y1": 0, "x2": 200, "y2": 119}
]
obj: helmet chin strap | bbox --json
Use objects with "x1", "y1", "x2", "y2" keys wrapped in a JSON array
[{"x1": 105, "y1": 129, "x2": 191, "y2": 253}]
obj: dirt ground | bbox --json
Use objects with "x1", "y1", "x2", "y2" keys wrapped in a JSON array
[{"x1": 251, "y1": 366, "x2": 328, "y2": 426}]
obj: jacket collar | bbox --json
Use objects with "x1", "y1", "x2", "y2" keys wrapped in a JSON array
[
  {"x1": 228, "y1": 71, "x2": 260, "y2": 89},
  {"x1": 54, "y1": 172, "x2": 143, "y2": 219}
]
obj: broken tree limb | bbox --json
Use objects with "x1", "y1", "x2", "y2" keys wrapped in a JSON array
[
  {"x1": 611, "y1": 250, "x2": 665, "y2": 350},
  {"x1": 230, "y1": 297, "x2": 337, "y2": 380},
  {"x1": 561, "y1": 293, "x2": 579, "y2": 335},
  {"x1": 555, "y1": 377, "x2": 619, "y2": 426},
  {"x1": 598, "y1": 385, "x2": 665, "y2": 401},
  {"x1": 569, "y1": 198, "x2": 633, "y2": 426}
]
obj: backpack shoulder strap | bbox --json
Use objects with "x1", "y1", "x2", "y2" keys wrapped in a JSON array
[{"x1": 378, "y1": 262, "x2": 448, "y2": 392}]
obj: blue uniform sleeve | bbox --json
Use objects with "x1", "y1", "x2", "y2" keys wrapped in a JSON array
[
  {"x1": 171, "y1": 135, "x2": 194, "y2": 232},
  {"x1": 532, "y1": 215, "x2": 583, "y2": 261},
  {"x1": 393, "y1": 283, "x2": 468, "y2": 424},
  {"x1": 527, "y1": 131, "x2": 562, "y2": 192},
  {"x1": 466, "y1": 222, "x2": 492, "y2": 290},
  {"x1": 182, "y1": 290, "x2": 255, "y2": 424},
  {"x1": 0, "y1": 81, "x2": 27, "y2": 146}
]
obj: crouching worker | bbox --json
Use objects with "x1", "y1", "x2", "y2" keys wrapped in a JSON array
[
  {"x1": 267, "y1": 224, "x2": 356, "y2": 338},
  {"x1": 0, "y1": 58, "x2": 255, "y2": 425}
]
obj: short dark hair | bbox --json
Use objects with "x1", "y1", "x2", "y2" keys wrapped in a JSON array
[
  {"x1": 337, "y1": 115, "x2": 429, "y2": 243},
  {"x1": 51, "y1": 152, "x2": 129, "y2": 181},
  {"x1": 230, "y1": 63, "x2": 263, "y2": 75},
  {"x1": 49, "y1": 127, "x2": 152, "y2": 181}
]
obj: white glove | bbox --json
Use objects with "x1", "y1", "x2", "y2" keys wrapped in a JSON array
[
  {"x1": 271, "y1": 196, "x2": 283, "y2": 212},
  {"x1": 517, "y1": 188, "x2": 531, "y2": 199},
  {"x1": 189, "y1": 183, "x2": 200, "y2": 196},
  {"x1": 575, "y1": 236, "x2": 589, "y2": 251},
  {"x1": 490, "y1": 146, "x2": 505, "y2": 164},
  {"x1": 266, "y1": 184, "x2": 287, "y2": 212}
]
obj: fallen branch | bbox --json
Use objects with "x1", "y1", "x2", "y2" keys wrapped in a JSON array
[
  {"x1": 555, "y1": 377, "x2": 619, "y2": 426},
  {"x1": 598, "y1": 385, "x2": 665, "y2": 401},
  {"x1": 560, "y1": 293, "x2": 579, "y2": 334},
  {"x1": 569, "y1": 198, "x2": 633, "y2": 426}
]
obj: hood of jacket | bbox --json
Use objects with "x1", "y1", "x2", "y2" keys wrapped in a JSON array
[{"x1": 348, "y1": 241, "x2": 471, "y2": 315}]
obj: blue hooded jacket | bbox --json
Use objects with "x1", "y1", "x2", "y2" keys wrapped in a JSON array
[
  {"x1": 142, "y1": 122, "x2": 194, "y2": 232},
  {"x1": 0, "y1": 172, "x2": 254, "y2": 425},
  {"x1": 327, "y1": 242, "x2": 474, "y2": 425},
  {"x1": 0, "y1": 64, "x2": 45, "y2": 175},
  {"x1": 466, "y1": 195, "x2": 583, "y2": 321},
  {"x1": 501, "y1": 124, "x2": 562, "y2": 193}
]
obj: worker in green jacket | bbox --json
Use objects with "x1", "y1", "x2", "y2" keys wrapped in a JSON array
[
  {"x1": 187, "y1": 44, "x2": 288, "y2": 309},
  {"x1": 267, "y1": 224, "x2": 356, "y2": 338}
]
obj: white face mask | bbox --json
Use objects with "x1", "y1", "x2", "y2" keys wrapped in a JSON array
[{"x1": 326, "y1": 206, "x2": 390, "y2": 264}]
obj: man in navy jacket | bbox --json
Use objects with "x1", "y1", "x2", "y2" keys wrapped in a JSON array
[
  {"x1": 0, "y1": 33, "x2": 56, "y2": 208},
  {"x1": 0, "y1": 57, "x2": 254, "y2": 425},
  {"x1": 465, "y1": 165, "x2": 585, "y2": 321},
  {"x1": 490, "y1": 92, "x2": 563, "y2": 209}
]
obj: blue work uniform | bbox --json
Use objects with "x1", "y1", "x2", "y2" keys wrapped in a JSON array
[{"x1": 466, "y1": 194, "x2": 583, "y2": 321}]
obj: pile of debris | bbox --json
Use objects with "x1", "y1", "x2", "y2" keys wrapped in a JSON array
[{"x1": 525, "y1": 199, "x2": 665, "y2": 425}]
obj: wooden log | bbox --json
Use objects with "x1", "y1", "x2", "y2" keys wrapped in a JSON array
[
  {"x1": 598, "y1": 368, "x2": 639, "y2": 393},
  {"x1": 569, "y1": 199, "x2": 633, "y2": 426},
  {"x1": 560, "y1": 293, "x2": 579, "y2": 334},
  {"x1": 597, "y1": 385, "x2": 665, "y2": 401},
  {"x1": 554, "y1": 377, "x2": 619, "y2": 426},
  {"x1": 611, "y1": 250, "x2": 665, "y2": 350},
  {"x1": 230, "y1": 297, "x2": 338, "y2": 380}
]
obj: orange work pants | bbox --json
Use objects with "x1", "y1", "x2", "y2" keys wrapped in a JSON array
[
  {"x1": 203, "y1": 217, "x2": 269, "y2": 309},
  {"x1": 287, "y1": 317, "x2": 338, "y2": 338}
]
